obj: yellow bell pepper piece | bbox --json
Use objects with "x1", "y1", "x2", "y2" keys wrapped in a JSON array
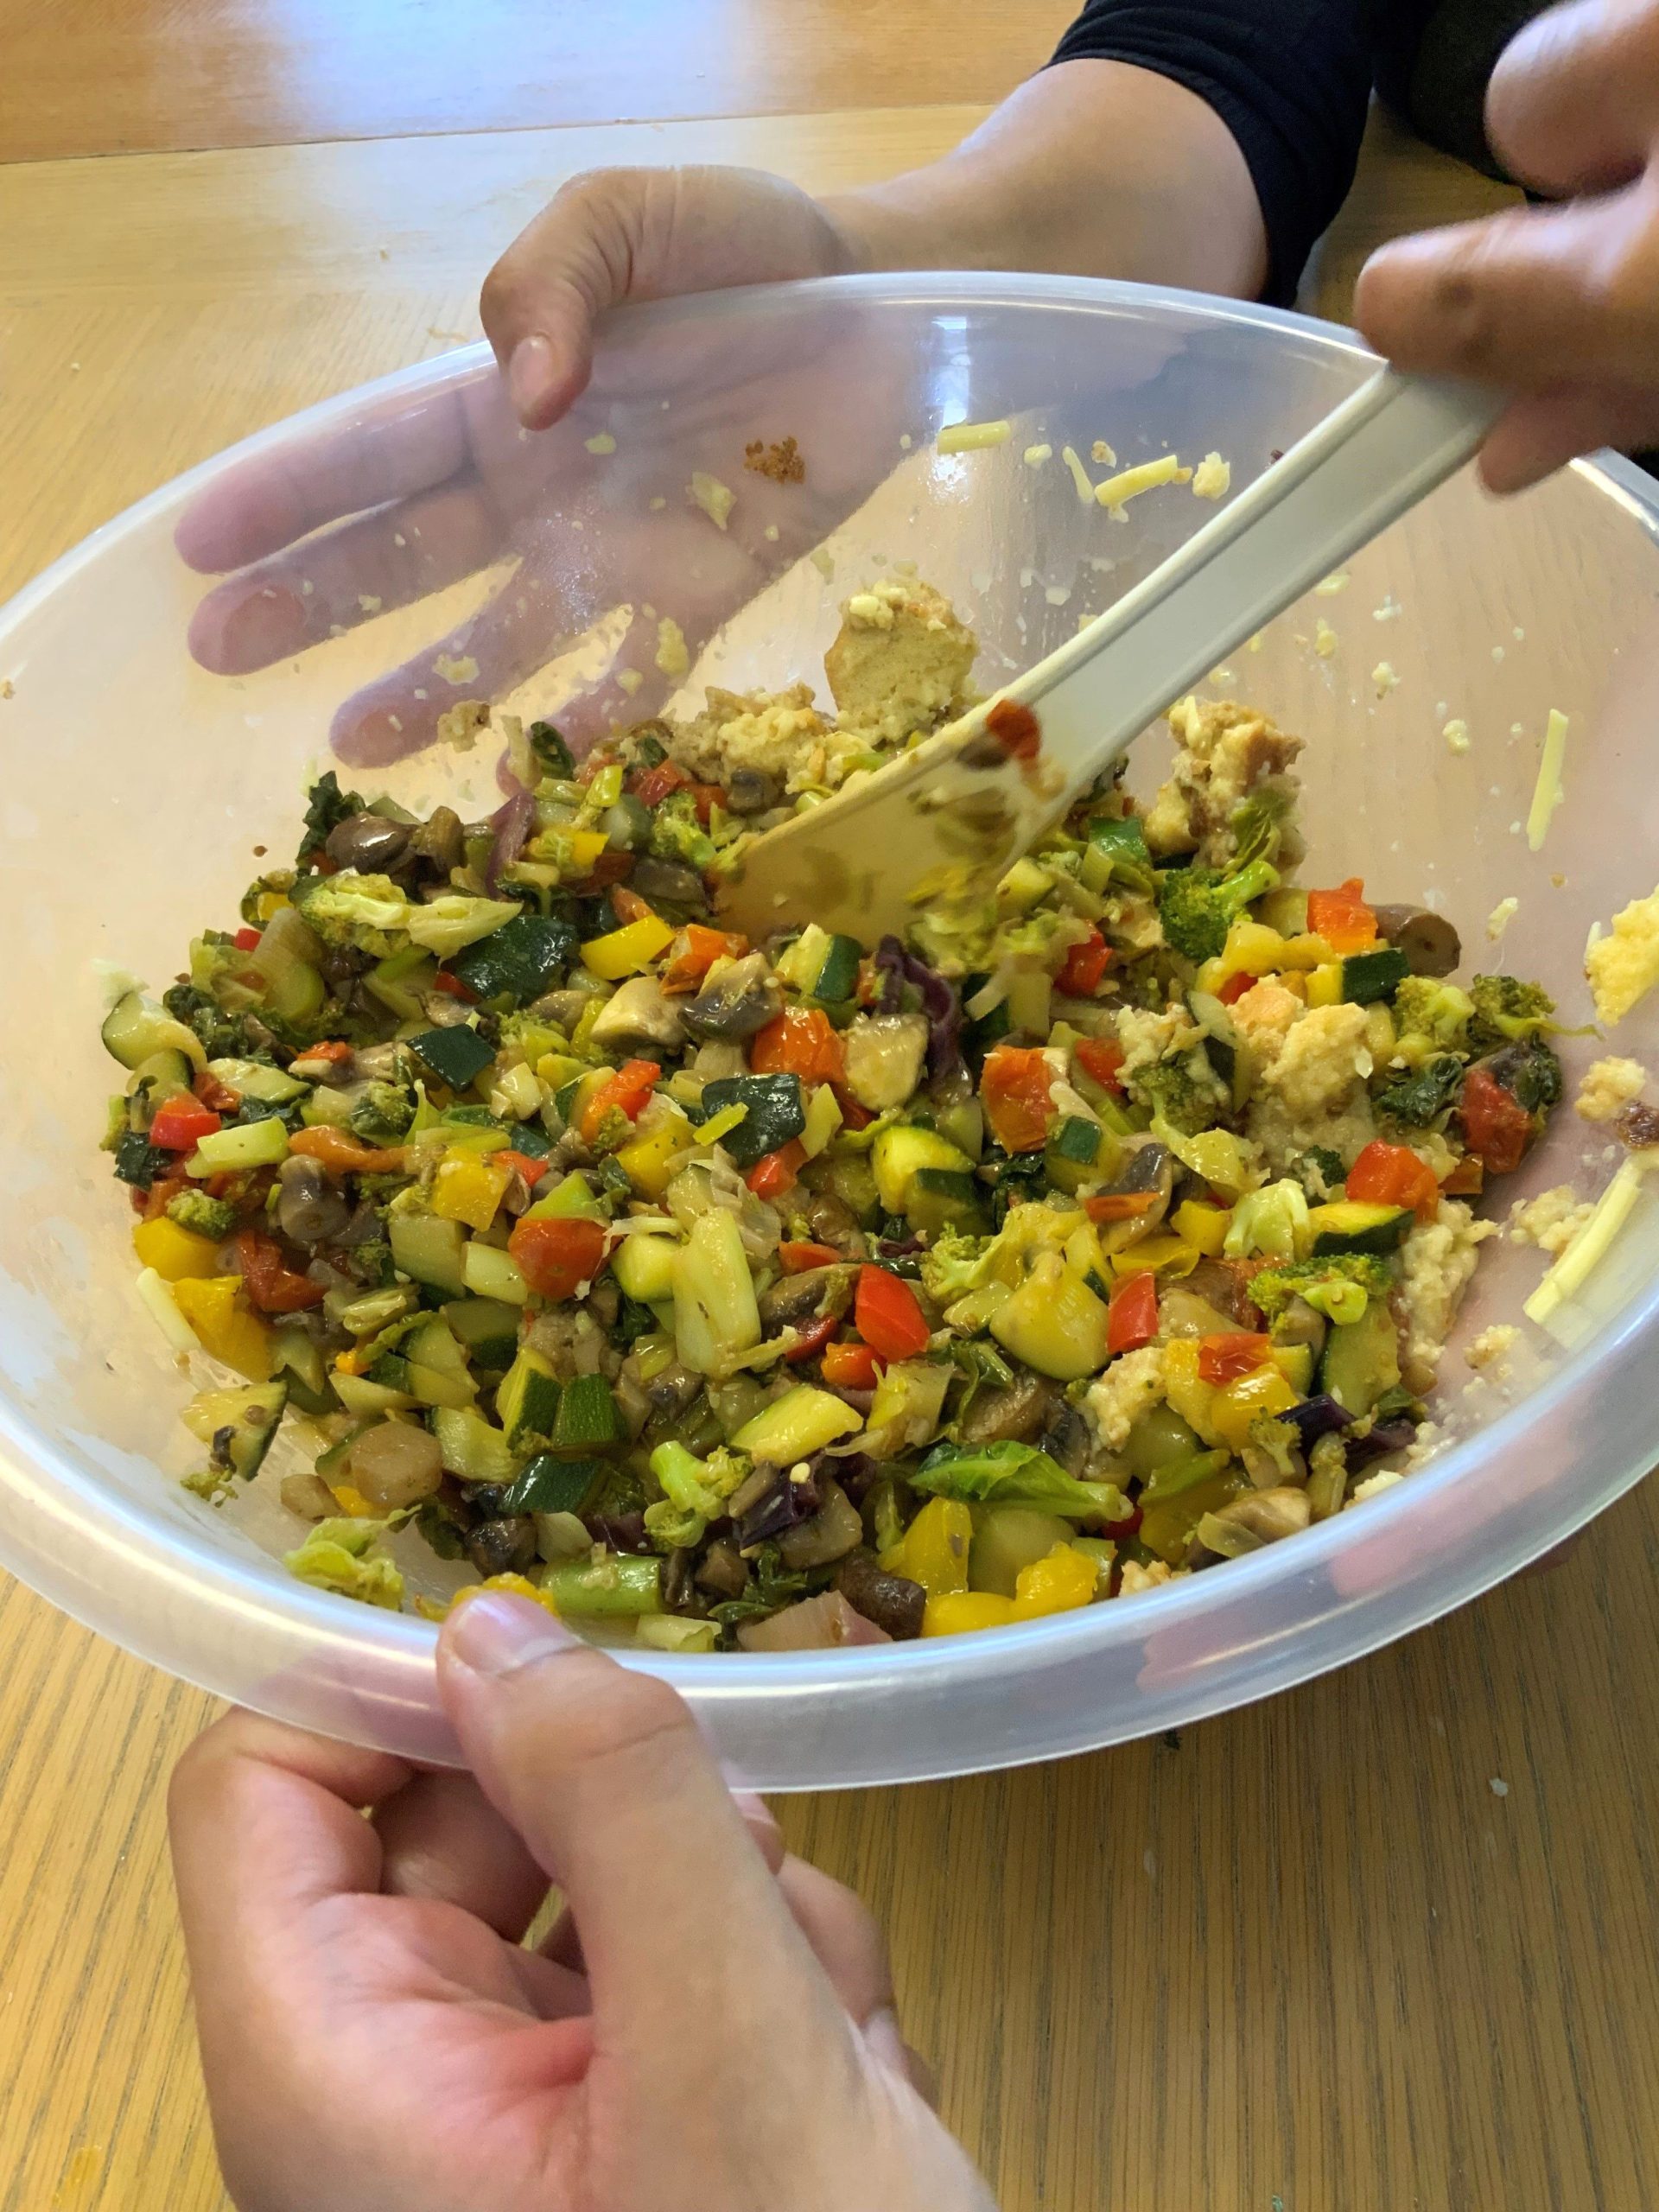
[
  {"x1": 449, "y1": 1573, "x2": 560, "y2": 1618},
  {"x1": 327, "y1": 1481, "x2": 379, "y2": 1519},
  {"x1": 1109, "y1": 1233, "x2": 1200, "y2": 1276},
  {"x1": 1162, "y1": 1336, "x2": 1222, "y2": 1446},
  {"x1": 563, "y1": 830, "x2": 610, "y2": 876},
  {"x1": 432, "y1": 1152, "x2": 512, "y2": 1231},
  {"x1": 132, "y1": 1216, "x2": 223, "y2": 1283},
  {"x1": 1306, "y1": 963, "x2": 1344, "y2": 1007},
  {"x1": 1210, "y1": 1363, "x2": 1300, "y2": 1450},
  {"x1": 880, "y1": 1496, "x2": 972, "y2": 1598},
  {"x1": 1011, "y1": 1542, "x2": 1098, "y2": 1618},
  {"x1": 1278, "y1": 931, "x2": 1335, "y2": 970},
  {"x1": 923, "y1": 1591, "x2": 1018, "y2": 1637},
  {"x1": 614, "y1": 1104, "x2": 697, "y2": 1198},
  {"x1": 169, "y1": 1275, "x2": 272, "y2": 1382},
  {"x1": 580, "y1": 915, "x2": 676, "y2": 980},
  {"x1": 1173, "y1": 1200, "x2": 1230, "y2": 1255},
  {"x1": 1216, "y1": 919, "x2": 1289, "y2": 982}
]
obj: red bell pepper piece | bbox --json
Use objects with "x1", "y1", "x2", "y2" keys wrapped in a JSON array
[
  {"x1": 821, "y1": 1339, "x2": 883, "y2": 1389},
  {"x1": 232, "y1": 925, "x2": 263, "y2": 951},
  {"x1": 295, "y1": 1039, "x2": 355, "y2": 1066},
  {"x1": 833, "y1": 1090, "x2": 874, "y2": 1131},
  {"x1": 1306, "y1": 879, "x2": 1378, "y2": 956},
  {"x1": 1055, "y1": 927, "x2": 1112, "y2": 998},
  {"x1": 234, "y1": 1226, "x2": 327, "y2": 1313},
  {"x1": 855, "y1": 1266, "x2": 931, "y2": 1362},
  {"x1": 577, "y1": 850, "x2": 636, "y2": 891},
  {"x1": 981, "y1": 1044, "x2": 1055, "y2": 1153},
  {"x1": 630, "y1": 760, "x2": 691, "y2": 810},
  {"x1": 1106, "y1": 1271, "x2": 1159, "y2": 1356},
  {"x1": 149, "y1": 1102, "x2": 222, "y2": 1153},
  {"x1": 660, "y1": 925, "x2": 749, "y2": 995},
  {"x1": 508, "y1": 1215, "x2": 608, "y2": 1300},
  {"x1": 431, "y1": 969, "x2": 475, "y2": 1001},
  {"x1": 779, "y1": 1240, "x2": 843, "y2": 1274},
  {"x1": 783, "y1": 1312, "x2": 841, "y2": 1365},
  {"x1": 1346, "y1": 1137, "x2": 1441, "y2": 1221},
  {"x1": 1197, "y1": 1331, "x2": 1274, "y2": 1386},
  {"x1": 193, "y1": 1068, "x2": 241, "y2": 1114},
  {"x1": 580, "y1": 1058, "x2": 661, "y2": 1144},
  {"x1": 288, "y1": 1127, "x2": 410, "y2": 1175},
  {"x1": 1218, "y1": 970, "x2": 1255, "y2": 1006},
  {"x1": 749, "y1": 1006, "x2": 846, "y2": 1087},
  {"x1": 1084, "y1": 1192, "x2": 1160, "y2": 1225},
  {"x1": 1456, "y1": 1068, "x2": 1535, "y2": 1178},
  {"x1": 746, "y1": 1140, "x2": 808, "y2": 1201},
  {"x1": 1072, "y1": 1037, "x2": 1127, "y2": 1094},
  {"x1": 494, "y1": 1149, "x2": 550, "y2": 1186}
]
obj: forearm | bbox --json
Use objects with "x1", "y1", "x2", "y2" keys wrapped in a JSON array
[{"x1": 826, "y1": 60, "x2": 1269, "y2": 299}]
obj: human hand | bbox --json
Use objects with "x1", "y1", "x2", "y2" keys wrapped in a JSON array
[
  {"x1": 1355, "y1": 0, "x2": 1659, "y2": 492},
  {"x1": 177, "y1": 168, "x2": 898, "y2": 768},
  {"x1": 169, "y1": 1592, "x2": 995, "y2": 2212}
]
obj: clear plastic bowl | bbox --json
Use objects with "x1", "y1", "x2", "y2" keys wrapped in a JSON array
[{"x1": 3, "y1": 274, "x2": 1658, "y2": 1790}]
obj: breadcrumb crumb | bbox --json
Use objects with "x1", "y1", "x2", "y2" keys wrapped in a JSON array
[{"x1": 1575, "y1": 1056, "x2": 1647, "y2": 1122}]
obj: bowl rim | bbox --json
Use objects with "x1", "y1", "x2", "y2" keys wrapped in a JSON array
[{"x1": 3, "y1": 269, "x2": 1657, "y2": 1784}]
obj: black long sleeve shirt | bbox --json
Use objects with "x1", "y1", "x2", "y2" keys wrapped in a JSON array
[{"x1": 1050, "y1": 0, "x2": 1543, "y2": 301}]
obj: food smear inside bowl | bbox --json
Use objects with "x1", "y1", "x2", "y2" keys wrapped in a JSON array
[{"x1": 99, "y1": 577, "x2": 1628, "y2": 1651}]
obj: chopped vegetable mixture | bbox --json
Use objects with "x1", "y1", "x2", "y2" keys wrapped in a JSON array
[{"x1": 102, "y1": 584, "x2": 1580, "y2": 1650}]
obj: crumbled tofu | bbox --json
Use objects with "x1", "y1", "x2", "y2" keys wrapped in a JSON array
[
  {"x1": 1116, "y1": 1003, "x2": 1202, "y2": 1076},
  {"x1": 1117, "y1": 1557, "x2": 1173, "y2": 1596},
  {"x1": 1396, "y1": 1201, "x2": 1493, "y2": 1374},
  {"x1": 1191, "y1": 451, "x2": 1231, "y2": 499},
  {"x1": 1229, "y1": 979, "x2": 1302, "y2": 1063},
  {"x1": 1510, "y1": 1185, "x2": 1595, "y2": 1255},
  {"x1": 688, "y1": 472, "x2": 735, "y2": 530},
  {"x1": 1095, "y1": 454, "x2": 1192, "y2": 513},
  {"x1": 1444, "y1": 718, "x2": 1471, "y2": 754},
  {"x1": 937, "y1": 417, "x2": 1011, "y2": 454},
  {"x1": 1486, "y1": 896, "x2": 1518, "y2": 944},
  {"x1": 667, "y1": 683, "x2": 825, "y2": 791},
  {"x1": 648, "y1": 495, "x2": 667, "y2": 512},
  {"x1": 1314, "y1": 620, "x2": 1338, "y2": 658},
  {"x1": 433, "y1": 652, "x2": 480, "y2": 684},
  {"x1": 823, "y1": 579, "x2": 976, "y2": 747},
  {"x1": 1143, "y1": 696, "x2": 1304, "y2": 863},
  {"x1": 809, "y1": 546, "x2": 836, "y2": 581},
  {"x1": 435, "y1": 698, "x2": 489, "y2": 750},
  {"x1": 584, "y1": 431, "x2": 617, "y2": 456},
  {"x1": 1090, "y1": 438, "x2": 1117, "y2": 466},
  {"x1": 1258, "y1": 1002, "x2": 1372, "y2": 1121},
  {"x1": 1372, "y1": 661, "x2": 1399, "y2": 697},
  {"x1": 763, "y1": 523, "x2": 780, "y2": 543},
  {"x1": 1465, "y1": 1323, "x2": 1521, "y2": 1373},
  {"x1": 1351, "y1": 1468, "x2": 1406, "y2": 1503},
  {"x1": 1314, "y1": 571, "x2": 1350, "y2": 596},
  {"x1": 357, "y1": 593, "x2": 384, "y2": 615},
  {"x1": 616, "y1": 668, "x2": 644, "y2": 697},
  {"x1": 1084, "y1": 1345, "x2": 1168, "y2": 1451},
  {"x1": 654, "y1": 618, "x2": 690, "y2": 680},
  {"x1": 1586, "y1": 883, "x2": 1659, "y2": 1023},
  {"x1": 1373, "y1": 595, "x2": 1402, "y2": 623},
  {"x1": 1576, "y1": 1056, "x2": 1648, "y2": 1122},
  {"x1": 1060, "y1": 446, "x2": 1095, "y2": 503}
]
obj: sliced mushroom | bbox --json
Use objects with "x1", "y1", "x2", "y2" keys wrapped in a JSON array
[
  {"x1": 1090, "y1": 1139, "x2": 1175, "y2": 1253},
  {"x1": 1372, "y1": 903, "x2": 1461, "y2": 978},
  {"x1": 531, "y1": 986, "x2": 600, "y2": 1033},
  {"x1": 957, "y1": 1372, "x2": 1060, "y2": 1446},
  {"x1": 695, "y1": 1538, "x2": 750, "y2": 1599},
  {"x1": 835, "y1": 1549, "x2": 925, "y2": 1639},
  {"x1": 1187, "y1": 1484, "x2": 1312, "y2": 1566},
  {"x1": 276, "y1": 1154, "x2": 353, "y2": 1247},
  {"x1": 798, "y1": 1187, "x2": 869, "y2": 1257},
  {"x1": 723, "y1": 766, "x2": 782, "y2": 816},
  {"x1": 407, "y1": 804, "x2": 465, "y2": 879},
  {"x1": 588, "y1": 976, "x2": 686, "y2": 1055},
  {"x1": 681, "y1": 952, "x2": 782, "y2": 1041},
  {"x1": 466, "y1": 1516, "x2": 538, "y2": 1578},
  {"x1": 1270, "y1": 1294, "x2": 1328, "y2": 1355},
  {"x1": 759, "y1": 1264, "x2": 859, "y2": 1330},
  {"x1": 630, "y1": 856, "x2": 709, "y2": 908},
  {"x1": 777, "y1": 1478, "x2": 865, "y2": 1570},
  {"x1": 324, "y1": 811, "x2": 411, "y2": 872},
  {"x1": 842, "y1": 1012, "x2": 930, "y2": 1113}
]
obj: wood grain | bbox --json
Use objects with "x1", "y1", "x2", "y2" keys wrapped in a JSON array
[
  {"x1": 1, "y1": 90, "x2": 1644, "y2": 2212},
  {"x1": 0, "y1": 0, "x2": 1072, "y2": 162}
]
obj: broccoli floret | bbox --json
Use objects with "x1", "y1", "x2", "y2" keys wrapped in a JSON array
[
  {"x1": 1127, "y1": 1046, "x2": 1229, "y2": 1135},
  {"x1": 530, "y1": 720, "x2": 575, "y2": 779},
  {"x1": 648, "y1": 791, "x2": 716, "y2": 873},
  {"x1": 1468, "y1": 973, "x2": 1556, "y2": 1053},
  {"x1": 349, "y1": 1081, "x2": 416, "y2": 1142},
  {"x1": 283, "y1": 1518, "x2": 405, "y2": 1610},
  {"x1": 1373, "y1": 1053, "x2": 1465, "y2": 1128},
  {"x1": 1249, "y1": 1254, "x2": 1394, "y2": 1324},
  {"x1": 165, "y1": 1189, "x2": 237, "y2": 1239},
  {"x1": 1155, "y1": 857, "x2": 1280, "y2": 963},
  {"x1": 1391, "y1": 976, "x2": 1474, "y2": 1059},
  {"x1": 292, "y1": 871, "x2": 411, "y2": 959},
  {"x1": 1245, "y1": 1414, "x2": 1305, "y2": 1483},
  {"x1": 1229, "y1": 786, "x2": 1295, "y2": 870},
  {"x1": 919, "y1": 1230, "x2": 992, "y2": 1306},
  {"x1": 162, "y1": 981, "x2": 254, "y2": 1061},
  {"x1": 1291, "y1": 1146, "x2": 1346, "y2": 1200},
  {"x1": 296, "y1": 771, "x2": 366, "y2": 862},
  {"x1": 1480, "y1": 1036, "x2": 1564, "y2": 1113}
]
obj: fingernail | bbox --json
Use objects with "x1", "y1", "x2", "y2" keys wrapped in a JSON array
[
  {"x1": 507, "y1": 334, "x2": 556, "y2": 423},
  {"x1": 445, "y1": 1592, "x2": 579, "y2": 1678}
]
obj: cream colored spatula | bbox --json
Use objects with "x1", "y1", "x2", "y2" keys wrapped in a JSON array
[{"x1": 715, "y1": 367, "x2": 1498, "y2": 941}]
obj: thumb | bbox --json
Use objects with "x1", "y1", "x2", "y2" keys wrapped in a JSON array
[
  {"x1": 435, "y1": 1593, "x2": 816, "y2": 2047},
  {"x1": 480, "y1": 165, "x2": 858, "y2": 429}
]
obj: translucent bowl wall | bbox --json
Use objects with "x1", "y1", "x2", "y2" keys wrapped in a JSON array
[{"x1": 3, "y1": 275, "x2": 1657, "y2": 1789}]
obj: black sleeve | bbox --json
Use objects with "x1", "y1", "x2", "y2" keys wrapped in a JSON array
[{"x1": 1047, "y1": 0, "x2": 1378, "y2": 305}]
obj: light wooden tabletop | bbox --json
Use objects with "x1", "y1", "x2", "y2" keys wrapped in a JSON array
[{"x1": 3, "y1": 21, "x2": 1653, "y2": 2212}]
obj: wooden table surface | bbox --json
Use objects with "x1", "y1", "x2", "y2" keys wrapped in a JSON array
[{"x1": 4, "y1": 19, "x2": 1649, "y2": 2212}]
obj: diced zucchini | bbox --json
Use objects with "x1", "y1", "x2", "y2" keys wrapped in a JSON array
[
  {"x1": 497, "y1": 1346, "x2": 563, "y2": 1446},
  {"x1": 772, "y1": 924, "x2": 833, "y2": 995},
  {"x1": 461, "y1": 1241, "x2": 530, "y2": 1304},
  {"x1": 524, "y1": 1170, "x2": 607, "y2": 1223},
  {"x1": 695, "y1": 1074, "x2": 805, "y2": 1167},
  {"x1": 1307, "y1": 1200, "x2": 1413, "y2": 1255},
  {"x1": 409, "y1": 1025, "x2": 496, "y2": 1091},
  {"x1": 188, "y1": 1117, "x2": 291, "y2": 1173},
  {"x1": 101, "y1": 989, "x2": 206, "y2": 1072},
  {"x1": 1319, "y1": 1299, "x2": 1402, "y2": 1416},
  {"x1": 433, "y1": 1405, "x2": 518, "y2": 1485},
  {"x1": 610, "y1": 1230, "x2": 681, "y2": 1305},
  {"x1": 390, "y1": 1211, "x2": 468, "y2": 1295},
  {"x1": 442, "y1": 1298, "x2": 522, "y2": 1370},
  {"x1": 990, "y1": 1262, "x2": 1110, "y2": 1382},
  {"x1": 1044, "y1": 1113, "x2": 1108, "y2": 1195},
  {"x1": 129, "y1": 1048, "x2": 194, "y2": 1105},
  {"x1": 969, "y1": 1508, "x2": 1074, "y2": 1598},
  {"x1": 334, "y1": 1370, "x2": 418, "y2": 1419},
  {"x1": 500, "y1": 1454, "x2": 604, "y2": 1516},
  {"x1": 671, "y1": 1207, "x2": 762, "y2": 1376},
  {"x1": 264, "y1": 959, "x2": 326, "y2": 1026},
  {"x1": 871, "y1": 1123, "x2": 976, "y2": 1216},
  {"x1": 449, "y1": 914, "x2": 578, "y2": 1006},
  {"x1": 814, "y1": 933, "x2": 863, "y2": 1002},
  {"x1": 365, "y1": 947, "x2": 435, "y2": 1021},
  {"x1": 731, "y1": 1383, "x2": 862, "y2": 1465},
  {"x1": 180, "y1": 1379, "x2": 289, "y2": 1479},
  {"x1": 635, "y1": 1615, "x2": 718, "y2": 1653},
  {"x1": 1270, "y1": 1341, "x2": 1316, "y2": 1395},
  {"x1": 404, "y1": 1314, "x2": 480, "y2": 1409},
  {"x1": 270, "y1": 1325, "x2": 335, "y2": 1415},
  {"x1": 208, "y1": 1057, "x2": 309, "y2": 1105},
  {"x1": 906, "y1": 1168, "x2": 989, "y2": 1238},
  {"x1": 539, "y1": 1554, "x2": 662, "y2": 1617},
  {"x1": 552, "y1": 1373, "x2": 621, "y2": 1452},
  {"x1": 1340, "y1": 948, "x2": 1410, "y2": 1004}
]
